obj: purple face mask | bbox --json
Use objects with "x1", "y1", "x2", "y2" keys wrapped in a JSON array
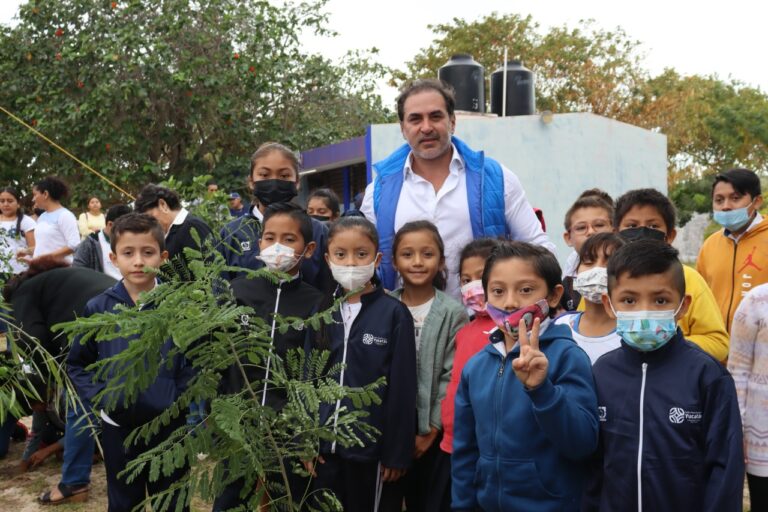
[{"x1": 486, "y1": 299, "x2": 550, "y2": 336}]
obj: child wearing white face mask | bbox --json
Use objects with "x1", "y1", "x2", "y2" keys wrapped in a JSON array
[
  {"x1": 213, "y1": 202, "x2": 323, "y2": 511},
  {"x1": 305, "y1": 216, "x2": 417, "y2": 512},
  {"x1": 555, "y1": 233, "x2": 625, "y2": 364}
]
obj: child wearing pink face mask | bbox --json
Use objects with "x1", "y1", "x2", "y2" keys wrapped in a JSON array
[{"x1": 436, "y1": 238, "x2": 499, "y2": 511}]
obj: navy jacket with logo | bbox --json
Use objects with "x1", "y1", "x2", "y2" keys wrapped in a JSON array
[
  {"x1": 217, "y1": 208, "x2": 332, "y2": 292},
  {"x1": 583, "y1": 330, "x2": 744, "y2": 512},
  {"x1": 316, "y1": 286, "x2": 417, "y2": 470},
  {"x1": 67, "y1": 281, "x2": 195, "y2": 429}
]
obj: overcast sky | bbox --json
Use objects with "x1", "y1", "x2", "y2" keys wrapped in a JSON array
[{"x1": 2, "y1": 0, "x2": 765, "y2": 105}]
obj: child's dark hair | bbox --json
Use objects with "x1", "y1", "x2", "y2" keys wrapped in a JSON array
[
  {"x1": 459, "y1": 238, "x2": 499, "y2": 274},
  {"x1": 482, "y1": 241, "x2": 562, "y2": 316},
  {"x1": 713, "y1": 168, "x2": 761, "y2": 198},
  {"x1": 105, "y1": 204, "x2": 132, "y2": 224},
  {"x1": 307, "y1": 188, "x2": 341, "y2": 217},
  {"x1": 34, "y1": 176, "x2": 69, "y2": 201},
  {"x1": 607, "y1": 239, "x2": 685, "y2": 297},
  {"x1": 578, "y1": 233, "x2": 626, "y2": 268},
  {"x1": 134, "y1": 184, "x2": 181, "y2": 212},
  {"x1": 578, "y1": 188, "x2": 614, "y2": 206},
  {"x1": 327, "y1": 216, "x2": 379, "y2": 251},
  {"x1": 614, "y1": 188, "x2": 676, "y2": 235},
  {"x1": 564, "y1": 194, "x2": 614, "y2": 231},
  {"x1": 263, "y1": 202, "x2": 313, "y2": 244},
  {"x1": 393, "y1": 220, "x2": 447, "y2": 290},
  {"x1": 110, "y1": 213, "x2": 166, "y2": 253},
  {"x1": 0, "y1": 187, "x2": 25, "y2": 238}
]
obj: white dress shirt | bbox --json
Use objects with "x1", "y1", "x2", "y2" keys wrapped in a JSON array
[{"x1": 361, "y1": 144, "x2": 555, "y2": 298}]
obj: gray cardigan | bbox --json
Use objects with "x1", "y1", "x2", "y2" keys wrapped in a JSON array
[{"x1": 391, "y1": 288, "x2": 469, "y2": 435}]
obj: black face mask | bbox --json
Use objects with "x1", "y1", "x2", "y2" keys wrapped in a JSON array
[
  {"x1": 252, "y1": 179, "x2": 297, "y2": 206},
  {"x1": 619, "y1": 226, "x2": 667, "y2": 242},
  {"x1": 310, "y1": 214, "x2": 331, "y2": 223}
]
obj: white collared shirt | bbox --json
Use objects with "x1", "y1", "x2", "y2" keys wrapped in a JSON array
[
  {"x1": 166, "y1": 207, "x2": 189, "y2": 238},
  {"x1": 361, "y1": 144, "x2": 555, "y2": 298},
  {"x1": 726, "y1": 212, "x2": 763, "y2": 242}
]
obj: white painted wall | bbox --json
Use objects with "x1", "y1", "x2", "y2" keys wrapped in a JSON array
[{"x1": 369, "y1": 113, "x2": 668, "y2": 263}]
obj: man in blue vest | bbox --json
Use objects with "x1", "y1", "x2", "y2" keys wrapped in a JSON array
[{"x1": 361, "y1": 79, "x2": 554, "y2": 298}]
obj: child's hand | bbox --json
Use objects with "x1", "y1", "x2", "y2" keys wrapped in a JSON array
[
  {"x1": 414, "y1": 427, "x2": 438, "y2": 459},
  {"x1": 303, "y1": 455, "x2": 325, "y2": 478},
  {"x1": 512, "y1": 317, "x2": 549, "y2": 389},
  {"x1": 381, "y1": 466, "x2": 406, "y2": 482}
]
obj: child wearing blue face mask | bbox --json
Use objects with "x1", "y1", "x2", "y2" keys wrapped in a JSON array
[{"x1": 584, "y1": 239, "x2": 745, "y2": 512}]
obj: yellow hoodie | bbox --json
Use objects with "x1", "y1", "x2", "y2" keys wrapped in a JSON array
[
  {"x1": 697, "y1": 217, "x2": 768, "y2": 332},
  {"x1": 679, "y1": 265, "x2": 729, "y2": 361}
]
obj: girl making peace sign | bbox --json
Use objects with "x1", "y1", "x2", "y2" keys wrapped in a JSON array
[{"x1": 451, "y1": 241, "x2": 599, "y2": 512}]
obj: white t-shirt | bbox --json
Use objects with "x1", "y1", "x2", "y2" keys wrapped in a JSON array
[
  {"x1": 407, "y1": 297, "x2": 435, "y2": 353},
  {"x1": 98, "y1": 231, "x2": 122, "y2": 280},
  {"x1": 33, "y1": 208, "x2": 80, "y2": 263},
  {"x1": 0, "y1": 215, "x2": 36, "y2": 274},
  {"x1": 555, "y1": 312, "x2": 621, "y2": 364}
]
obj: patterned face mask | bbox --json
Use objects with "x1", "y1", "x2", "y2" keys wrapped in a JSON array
[
  {"x1": 486, "y1": 299, "x2": 550, "y2": 337},
  {"x1": 460, "y1": 280, "x2": 486, "y2": 314},
  {"x1": 609, "y1": 299, "x2": 684, "y2": 352},
  {"x1": 573, "y1": 267, "x2": 608, "y2": 304},
  {"x1": 258, "y1": 243, "x2": 300, "y2": 272}
]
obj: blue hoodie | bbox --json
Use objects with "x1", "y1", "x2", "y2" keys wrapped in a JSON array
[
  {"x1": 452, "y1": 322, "x2": 598, "y2": 512},
  {"x1": 66, "y1": 281, "x2": 195, "y2": 429},
  {"x1": 583, "y1": 330, "x2": 744, "y2": 512}
]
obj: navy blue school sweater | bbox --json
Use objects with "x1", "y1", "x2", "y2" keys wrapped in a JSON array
[
  {"x1": 452, "y1": 322, "x2": 598, "y2": 512},
  {"x1": 582, "y1": 329, "x2": 744, "y2": 512},
  {"x1": 66, "y1": 281, "x2": 195, "y2": 429},
  {"x1": 317, "y1": 286, "x2": 417, "y2": 470},
  {"x1": 217, "y1": 208, "x2": 332, "y2": 292},
  {"x1": 220, "y1": 273, "x2": 323, "y2": 410}
]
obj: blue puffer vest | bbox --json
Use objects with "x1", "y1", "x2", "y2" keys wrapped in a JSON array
[{"x1": 373, "y1": 136, "x2": 508, "y2": 290}]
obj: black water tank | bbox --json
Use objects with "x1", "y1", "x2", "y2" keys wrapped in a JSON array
[
  {"x1": 490, "y1": 60, "x2": 535, "y2": 116},
  {"x1": 438, "y1": 54, "x2": 485, "y2": 113}
]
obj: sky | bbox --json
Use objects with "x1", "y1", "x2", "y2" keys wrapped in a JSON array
[{"x1": 2, "y1": 0, "x2": 765, "y2": 105}]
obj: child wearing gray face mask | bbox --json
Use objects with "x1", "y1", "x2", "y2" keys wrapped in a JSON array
[{"x1": 554, "y1": 233, "x2": 625, "y2": 364}]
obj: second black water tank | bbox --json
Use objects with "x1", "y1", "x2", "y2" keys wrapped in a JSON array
[
  {"x1": 490, "y1": 60, "x2": 535, "y2": 116},
  {"x1": 438, "y1": 54, "x2": 485, "y2": 113}
]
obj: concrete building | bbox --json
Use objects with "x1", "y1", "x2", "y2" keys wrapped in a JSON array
[{"x1": 299, "y1": 112, "x2": 667, "y2": 261}]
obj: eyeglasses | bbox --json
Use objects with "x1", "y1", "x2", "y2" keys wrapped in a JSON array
[{"x1": 570, "y1": 220, "x2": 611, "y2": 236}]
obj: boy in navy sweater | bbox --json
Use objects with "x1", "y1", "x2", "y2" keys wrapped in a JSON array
[
  {"x1": 68, "y1": 213, "x2": 194, "y2": 512},
  {"x1": 584, "y1": 240, "x2": 744, "y2": 511}
]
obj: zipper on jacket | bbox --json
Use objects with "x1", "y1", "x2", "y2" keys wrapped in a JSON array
[
  {"x1": 331, "y1": 302, "x2": 356, "y2": 453},
  {"x1": 261, "y1": 283, "x2": 283, "y2": 406},
  {"x1": 725, "y1": 241, "x2": 738, "y2": 331},
  {"x1": 495, "y1": 353, "x2": 508, "y2": 511},
  {"x1": 637, "y1": 362, "x2": 648, "y2": 512}
]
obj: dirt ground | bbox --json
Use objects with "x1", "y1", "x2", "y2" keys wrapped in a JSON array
[
  {"x1": 0, "y1": 417, "x2": 754, "y2": 511},
  {"x1": 0, "y1": 417, "x2": 211, "y2": 511}
]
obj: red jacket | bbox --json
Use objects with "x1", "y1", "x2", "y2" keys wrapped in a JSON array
[{"x1": 440, "y1": 314, "x2": 496, "y2": 453}]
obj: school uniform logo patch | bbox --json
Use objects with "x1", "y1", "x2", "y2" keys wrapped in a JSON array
[
  {"x1": 598, "y1": 406, "x2": 607, "y2": 422},
  {"x1": 240, "y1": 241, "x2": 251, "y2": 251},
  {"x1": 362, "y1": 333, "x2": 388, "y2": 346},
  {"x1": 669, "y1": 407, "x2": 702, "y2": 424}
]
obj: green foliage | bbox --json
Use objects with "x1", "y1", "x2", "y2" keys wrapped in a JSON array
[
  {"x1": 0, "y1": 0, "x2": 391, "y2": 206},
  {"x1": 398, "y1": 12, "x2": 768, "y2": 184},
  {"x1": 53, "y1": 238, "x2": 384, "y2": 511},
  {"x1": 669, "y1": 176, "x2": 714, "y2": 226}
]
